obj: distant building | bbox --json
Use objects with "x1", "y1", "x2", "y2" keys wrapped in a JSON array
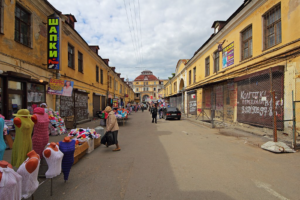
[{"x1": 132, "y1": 70, "x2": 164, "y2": 103}]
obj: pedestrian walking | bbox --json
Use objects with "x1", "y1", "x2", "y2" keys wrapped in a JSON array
[
  {"x1": 105, "y1": 106, "x2": 121, "y2": 151},
  {"x1": 151, "y1": 104, "x2": 158, "y2": 123}
]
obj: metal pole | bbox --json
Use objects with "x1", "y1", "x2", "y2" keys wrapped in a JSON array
[
  {"x1": 272, "y1": 91, "x2": 277, "y2": 142},
  {"x1": 292, "y1": 90, "x2": 296, "y2": 148}
]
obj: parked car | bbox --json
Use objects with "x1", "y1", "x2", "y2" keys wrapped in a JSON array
[{"x1": 163, "y1": 107, "x2": 181, "y2": 120}]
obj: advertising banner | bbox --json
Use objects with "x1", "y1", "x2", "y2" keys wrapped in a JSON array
[
  {"x1": 222, "y1": 42, "x2": 234, "y2": 69},
  {"x1": 113, "y1": 98, "x2": 119, "y2": 108},
  {"x1": 48, "y1": 17, "x2": 60, "y2": 69},
  {"x1": 47, "y1": 79, "x2": 74, "y2": 96}
]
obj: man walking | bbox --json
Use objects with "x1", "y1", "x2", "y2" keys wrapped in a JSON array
[{"x1": 151, "y1": 104, "x2": 158, "y2": 123}]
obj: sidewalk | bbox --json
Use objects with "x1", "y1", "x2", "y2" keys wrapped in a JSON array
[{"x1": 182, "y1": 114, "x2": 299, "y2": 149}]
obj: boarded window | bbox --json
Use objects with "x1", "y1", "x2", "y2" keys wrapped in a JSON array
[
  {"x1": 15, "y1": 5, "x2": 31, "y2": 46},
  {"x1": 78, "y1": 52, "x2": 83, "y2": 73},
  {"x1": 205, "y1": 57, "x2": 210, "y2": 77},
  {"x1": 68, "y1": 44, "x2": 74, "y2": 69},
  {"x1": 264, "y1": 4, "x2": 281, "y2": 49},
  {"x1": 241, "y1": 26, "x2": 252, "y2": 60}
]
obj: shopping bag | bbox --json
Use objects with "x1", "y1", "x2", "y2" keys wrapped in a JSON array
[{"x1": 100, "y1": 119, "x2": 106, "y2": 126}]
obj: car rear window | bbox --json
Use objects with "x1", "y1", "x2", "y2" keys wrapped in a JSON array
[{"x1": 167, "y1": 108, "x2": 177, "y2": 112}]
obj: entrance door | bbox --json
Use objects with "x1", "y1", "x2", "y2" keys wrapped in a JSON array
[
  {"x1": 93, "y1": 94, "x2": 100, "y2": 117},
  {"x1": 101, "y1": 96, "x2": 106, "y2": 110}
]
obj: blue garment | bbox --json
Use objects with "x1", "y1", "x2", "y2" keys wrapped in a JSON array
[
  {"x1": 0, "y1": 118, "x2": 5, "y2": 161},
  {"x1": 59, "y1": 140, "x2": 75, "y2": 181}
]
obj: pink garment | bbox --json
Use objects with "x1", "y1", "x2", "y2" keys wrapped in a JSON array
[{"x1": 32, "y1": 107, "x2": 50, "y2": 158}]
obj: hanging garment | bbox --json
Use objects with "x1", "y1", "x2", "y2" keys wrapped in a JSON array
[
  {"x1": 0, "y1": 166, "x2": 22, "y2": 200},
  {"x1": 59, "y1": 140, "x2": 75, "y2": 181},
  {"x1": 0, "y1": 118, "x2": 5, "y2": 161},
  {"x1": 11, "y1": 110, "x2": 34, "y2": 168},
  {"x1": 42, "y1": 145, "x2": 64, "y2": 179},
  {"x1": 32, "y1": 108, "x2": 50, "y2": 158},
  {"x1": 17, "y1": 157, "x2": 40, "y2": 199}
]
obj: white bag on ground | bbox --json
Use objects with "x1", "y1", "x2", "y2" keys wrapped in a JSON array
[{"x1": 261, "y1": 141, "x2": 295, "y2": 153}]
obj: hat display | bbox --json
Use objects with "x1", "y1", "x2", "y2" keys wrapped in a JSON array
[{"x1": 12, "y1": 109, "x2": 32, "y2": 117}]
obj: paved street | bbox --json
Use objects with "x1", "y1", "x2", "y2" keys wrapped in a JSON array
[{"x1": 32, "y1": 111, "x2": 300, "y2": 200}]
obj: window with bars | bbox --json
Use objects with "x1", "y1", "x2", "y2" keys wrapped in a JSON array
[
  {"x1": 214, "y1": 51, "x2": 219, "y2": 73},
  {"x1": 193, "y1": 67, "x2": 196, "y2": 83},
  {"x1": 68, "y1": 44, "x2": 74, "y2": 69},
  {"x1": 96, "y1": 66, "x2": 99, "y2": 82},
  {"x1": 263, "y1": 4, "x2": 281, "y2": 49},
  {"x1": 15, "y1": 5, "x2": 31, "y2": 46},
  {"x1": 205, "y1": 57, "x2": 210, "y2": 77},
  {"x1": 78, "y1": 52, "x2": 83, "y2": 73},
  {"x1": 241, "y1": 26, "x2": 252, "y2": 60},
  {"x1": 189, "y1": 70, "x2": 191, "y2": 85},
  {"x1": 100, "y1": 69, "x2": 103, "y2": 84}
]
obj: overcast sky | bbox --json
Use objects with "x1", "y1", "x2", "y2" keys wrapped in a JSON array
[{"x1": 49, "y1": 0, "x2": 243, "y2": 80}]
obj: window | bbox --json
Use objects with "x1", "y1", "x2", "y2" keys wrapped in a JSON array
[
  {"x1": 68, "y1": 44, "x2": 74, "y2": 69},
  {"x1": 154, "y1": 88, "x2": 156, "y2": 91},
  {"x1": 109, "y1": 76, "x2": 112, "y2": 88},
  {"x1": 136, "y1": 82, "x2": 139, "y2": 84},
  {"x1": 96, "y1": 66, "x2": 99, "y2": 82},
  {"x1": 193, "y1": 67, "x2": 196, "y2": 83},
  {"x1": 205, "y1": 57, "x2": 210, "y2": 77},
  {"x1": 136, "y1": 94, "x2": 139, "y2": 97},
  {"x1": 214, "y1": 51, "x2": 219, "y2": 73},
  {"x1": 15, "y1": 5, "x2": 31, "y2": 46},
  {"x1": 136, "y1": 88, "x2": 139, "y2": 92},
  {"x1": 78, "y1": 52, "x2": 83, "y2": 73},
  {"x1": 154, "y1": 93, "x2": 156, "y2": 97},
  {"x1": 189, "y1": 70, "x2": 191, "y2": 85},
  {"x1": 146, "y1": 82, "x2": 148, "y2": 85},
  {"x1": 115, "y1": 81, "x2": 117, "y2": 91},
  {"x1": 241, "y1": 26, "x2": 252, "y2": 60},
  {"x1": 263, "y1": 4, "x2": 281, "y2": 49},
  {"x1": 100, "y1": 69, "x2": 103, "y2": 84},
  {"x1": 120, "y1": 84, "x2": 122, "y2": 93},
  {"x1": 154, "y1": 82, "x2": 156, "y2": 85}
]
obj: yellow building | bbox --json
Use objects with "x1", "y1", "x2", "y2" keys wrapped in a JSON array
[
  {"x1": 166, "y1": 0, "x2": 300, "y2": 138},
  {"x1": 0, "y1": 0, "x2": 133, "y2": 122},
  {"x1": 132, "y1": 70, "x2": 162, "y2": 103}
]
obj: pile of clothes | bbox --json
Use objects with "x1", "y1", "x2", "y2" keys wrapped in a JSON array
[
  {"x1": 47, "y1": 109, "x2": 67, "y2": 135},
  {"x1": 68, "y1": 128, "x2": 100, "y2": 142},
  {"x1": 115, "y1": 108, "x2": 128, "y2": 119}
]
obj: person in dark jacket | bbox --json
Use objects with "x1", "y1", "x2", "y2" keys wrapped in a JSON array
[{"x1": 151, "y1": 105, "x2": 158, "y2": 123}]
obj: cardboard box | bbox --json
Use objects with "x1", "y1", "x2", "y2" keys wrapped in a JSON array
[
  {"x1": 73, "y1": 142, "x2": 88, "y2": 165},
  {"x1": 94, "y1": 137, "x2": 101, "y2": 149}
]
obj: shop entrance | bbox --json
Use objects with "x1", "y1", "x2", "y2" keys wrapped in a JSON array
[{"x1": 93, "y1": 94, "x2": 100, "y2": 117}]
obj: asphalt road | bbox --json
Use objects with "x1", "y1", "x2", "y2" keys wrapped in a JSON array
[{"x1": 32, "y1": 110, "x2": 300, "y2": 200}]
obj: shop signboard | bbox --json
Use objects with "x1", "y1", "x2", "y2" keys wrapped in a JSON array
[
  {"x1": 222, "y1": 42, "x2": 234, "y2": 69},
  {"x1": 113, "y1": 98, "x2": 119, "y2": 108},
  {"x1": 47, "y1": 16, "x2": 60, "y2": 70},
  {"x1": 47, "y1": 79, "x2": 74, "y2": 96}
]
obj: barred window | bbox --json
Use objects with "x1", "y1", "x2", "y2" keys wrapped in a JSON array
[
  {"x1": 214, "y1": 51, "x2": 219, "y2": 73},
  {"x1": 78, "y1": 52, "x2": 83, "y2": 73},
  {"x1": 241, "y1": 26, "x2": 252, "y2": 60},
  {"x1": 96, "y1": 66, "x2": 99, "y2": 82},
  {"x1": 264, "y1": 4, "x2": 281, "y2": 49},
  {"x1": 68, "y1": 44, "x2": 74, "y2": 69},
  {"x1": 15, "y1": 5, "x2": 31, "y2": 46},
  {"x1": 100, "y1": 69, "x2": 103, "y2": 84},
  {"x1": 205, "y1": 56, "x2": 210, "y2": 77}
]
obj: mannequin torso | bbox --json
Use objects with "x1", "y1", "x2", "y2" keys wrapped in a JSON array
[
  {"x1": 43, "y1": 142, "x2": 63, "y2": 179},
  {"x1": 59, "y1": 137, "x2": 75, "y2": 181}
]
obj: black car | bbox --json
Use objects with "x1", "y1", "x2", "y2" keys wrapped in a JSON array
[{"x1": 163, "y1": 107, "x2": 181, "y2": 120}]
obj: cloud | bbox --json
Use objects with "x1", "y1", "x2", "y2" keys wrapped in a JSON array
[{"x1": 48, "y1": 0, "x2": 243, "y2": 80}]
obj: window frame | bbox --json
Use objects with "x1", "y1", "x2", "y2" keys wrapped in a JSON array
[
  {"x1": 241, "y1": 25, "x2": 253, "y2": 60},
  {"x1": 189, "y1": 70, "x2": 191, "y2": 85},
  {"x1": 0, "y1": 0, "x2": 3, "y2": 34},
  {"x1": 263, "y1": 3, "x2": 281, "y2": 50},
  {"x1": 15, "y1": 4, "x2": 31, "y2": 47},
  {"x1": 100, "y1": 69, "x2": 103, "y2": 84},
  {"x1": 68, "y1": 44, "x2": 75, "y2": 69},
  {"x1": 193, "y1": 67, "x2": 196, "y2": 83},
  {"x1": 213, "y1": 51, "x2": 219, "y2": 73},
  {"x1": 96, "y1": 66, "x2": 99, "y2": 82},
  {"x1": 78, "y1": 51, "x2": 83, "y2": 73},
  {"x1": 205, "y1": 56, "x2": 210, "y2": 77}
]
